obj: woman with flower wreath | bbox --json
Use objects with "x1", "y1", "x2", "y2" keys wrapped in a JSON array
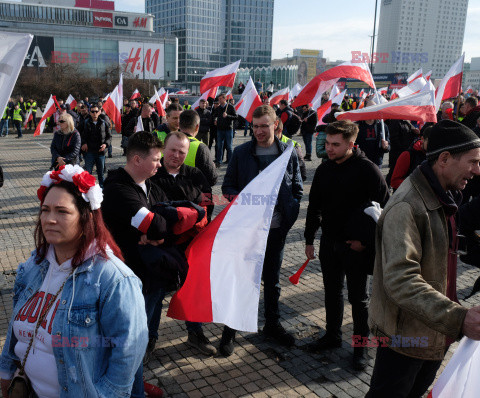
[{"x1": 0, "y1": 164, "x2": 148, "y2": 398}]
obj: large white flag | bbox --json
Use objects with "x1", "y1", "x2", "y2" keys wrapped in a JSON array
[{"x1": 0, "y1": 32, "x2": 33, "y2": 118}]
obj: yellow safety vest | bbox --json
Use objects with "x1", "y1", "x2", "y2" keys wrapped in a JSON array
[
  {"x1": 280, "y1": 134, "x2": 300, "y2": 148},
  {"x1": 2, "y1": 108, "x2": 8, "y2": 119},
  {"x1": 153, "y1": 130, "x2": 168, "y2": 143},
  {"x1": 184, "y1": 136, "x2": 201, "y2": 167},
  {"x1": 183, "y1": 105, "x2": 191, "y2": 110},
  {"x1": 12, "y1": 108, "x2": 23, "y2": 122}
]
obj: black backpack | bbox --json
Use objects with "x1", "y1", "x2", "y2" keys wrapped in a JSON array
[{"x1": 286, "y1": 111, "x2": 301, "y2": 136}]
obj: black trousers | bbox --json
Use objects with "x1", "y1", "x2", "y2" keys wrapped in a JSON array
[
  {"x1": 366, "y1": 346, "x2": 443, "y2": 397},
  {"x1": 319, "y1": 236, "x2": 369, "y2": 340}
]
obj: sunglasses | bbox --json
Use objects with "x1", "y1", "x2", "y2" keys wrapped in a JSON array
[
  {"x1": 91, "y1": 110, "x2": 100, "y2": 113},
  {"x1": 58, "y1": 120, "x2": 66, "y2": 123}
]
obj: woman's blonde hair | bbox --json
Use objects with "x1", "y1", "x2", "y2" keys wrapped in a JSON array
[{"x1": 61, "y1": 113, "x2": 75, "y2": 133}]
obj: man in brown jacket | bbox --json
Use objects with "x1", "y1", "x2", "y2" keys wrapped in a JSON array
[{"x1": 367, "y1": 120, "x2": 480, "y2": 397}]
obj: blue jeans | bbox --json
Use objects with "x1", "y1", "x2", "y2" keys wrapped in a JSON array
[
  {"x1": 131, "y1": 364, "x2": 144, "y2": 398},
  {"x1": 302, "y1": 132, "x2": 313, "y2": 156},
  {"x1": 244, "y1": 121, "x2": 249, "y2": 136},
  {"x1": 84, "y1": 152, "x2": 105, "y2": 187},
  {"x1": 0, "y1": 119, "x2": 8, "y2": 136},
  {"x1": 216, "y1": 129, "x2": 233, "y2": 164},
  {"x1": 144, "y1": 287, "x2": 202, "y2": 340}
]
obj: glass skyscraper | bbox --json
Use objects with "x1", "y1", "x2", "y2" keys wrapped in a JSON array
[{"x1": 146, "y1": 0, "x2": 274, "y2": 90}]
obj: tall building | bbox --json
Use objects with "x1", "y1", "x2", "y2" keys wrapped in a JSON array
[
  {"x1": 146, "y1": 0, "x2": 274, "y2": 91},
  {"x1": 375, "y1": 0, "x2": 468, "y2": 79}
]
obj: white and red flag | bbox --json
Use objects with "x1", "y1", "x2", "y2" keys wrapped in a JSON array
[
  {"x1": 191, "y1": 87, "x2": 220, "y2": 110},
  {"x1": 336, "y1": 86, "x2": 437, "y2": 123},
  {"x1": 407, "y1": 68, "x2": 423, "y2": 84},
  {"x1": 149, "y1": 86, "x2": 166, "y2": 117},
  {"x1": 225, "y1": 89, "x2": 233, "y2": 100},
  {"x1": 390, "y1": 89, "x2": 399, "y2": 100},
  {"x1": 200, "y1": 59, "x2": 241, "y2": 94},
  {"x1": 424, "y1": 70, "x2": 433, "y2": 81},
  {"x1": 156, "y1": 88, "x2": 169, "y2": 108},
  {"x1": 435, "y1": 53, "x2": 465, "y2": 111},
  {"x1": 378, "y1": 87, "x2": 388, "y2": 95},
  {"x1": 135, "y1": 116, "x2": 143, "y2": 132},
  {"x1": 235, "y1": 84, "x2": 263, "y2": 123},
  {"x1": 289, "y1": 83, "x2": 304, "y2": 101},
  {"x1": 34, "y1": 95, "x2": 56, "y2": 136},
  {"x1": 176, "y1": 89, "x2": 190, "y2": 95},
  {"x1": 315, "y1": 89, "x2": 347, "y2": 125},
  {"x1": 66, "y1": 94, "x2": 77, "y2": 110},
  {"x1": 359, "y1": 89, "x2": 365, "y2": 98},
  {"x1": 167, "y1": 143, "x2": 295, "y2": 332},
  {"x1": 466, "y1": 86, "x2": 474, "y2": 94},
  {"x1": 269, "y1": 87, "x2": 290, "y2": 105},
  {"x1": 23, "y1": 108, "x2": 33, "y2": 129},
  {"x1": 292, "y1": 61, "x2": 375, "y2": 107},
  {"x1": 0, "y1": 32, "x2": 32, "y2": 123},
  {"x1": 130, "y1": 89, "x2": 141, "y2": 100},
  {"x1": 103, "y1": 74, "x2": 123, "y2": 133},
  {"x1": 427, "y1": 337, "x2": 480, "y2": 397}
]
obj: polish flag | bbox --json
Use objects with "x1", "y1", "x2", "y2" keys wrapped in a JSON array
[
  {"x1": 359, "y1": 89, "x2": 365, "y2": 98},
  {"x1": 167, "y1": 143, "x2": 295, "y2": 332},
  {"x1": 269, "y1": 87, "x2": 290, "y2": 106},
  {"x1": 225, "y1": 89, "x2": 233, "y2": 100},
  {"x1": 157, "y1": 88, "x2": 169, "y2": 108},
  {"x1": 289, "y1": 83, "x2": 304, "y2": 101},
  {"x1": 191, "y1": 87, "x2": 219, "y2": 110},
  {"x1": 373, "y1": 91, "x2": 388, "y2": 105},
  {"x1": 135, "y1": 116, "x2": 143, "y2": 132},
  {"x1": 466, "y1": 86, "x2": 474, "y2": 94},
  {"x1": 378, "y1": 87, "x2": 388, "y2": 95},
  {"x1": 34, "y1": 95, "x2": 56, "y2": 136},
  {"x1": 390, "y1": 89, "x2": 399, "y2": 100},
  {"x1": 315, "y1": 89, "x2": 347, "y2": 125},
  {"x1": 23, "y1": 108, "x2": 33, "y2": 129},
  {"x1": 66, "y1": 94, "x2": 77, "y2": 110},
  {"x1": 435, "y1": 53, "x2": 464, "y2": 111},
  {"x1": 103, "y1": 74, "x2": 123, "y2": 133},
  {"x1": 292, "y1": 61, "x2": 375, "y2": 107},
  {"x1": 200, "y1": 59, "x2": 241, "y2": 94},
  {"x1": 396, "y1": 77, "x2": 427, "y2": 98},
  {"x1": 424, "y1": 70, "x2": 433, "y2": 81},
  {"x1": 234, "y1": 98, "x2": 244, "y2": 111},
  {"x1": 407, "y1": 68, "x2": 423, "y2": 84},
  {"x1": 427, "y1": 337, "x2": 480, "y2": 397},
  {"x1": 176, "y1": 89, "x2": 190, "y2": 95},
  {"x1": 235, "y1": 84, "x2": 263, "y2": 123},
  {"x1": 336, "y1": 85, "x2": 437, "y2": 123},
  {"x1": 130, "y1": 89, "x2": 141, "y2": 100},
  {"x1": 149, "y1": 86, "x2": 166, "y2": 117}
]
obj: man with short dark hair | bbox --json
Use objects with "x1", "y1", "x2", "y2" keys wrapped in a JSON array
[
  {"x1": 154, "y1": 103, "x2": 183, "y2": 142},
  {"x1": 126, "y1": 103, "x2": 159, "y2": 135},
  {"x1": 304, "y1": 120, "x2": 389, "y2": 371},
  {"x1": 220, "y1": 105, "x2": 303, "y2": 356},
  {"x1": 212, "y1": 93, "x2": 237, "y2": 166},
  {"x1": 367, "y1": 120, "x2": 480, "y2": 397},
  {"x1": 300, "y1": 103, "x2": 317, "y2": 161},
  {"x1": 461, "y1": 96, "x2": 480, "y2": 130},
  {"x1": 81, "y1": 105, "x2": 111, "y2": 188}
]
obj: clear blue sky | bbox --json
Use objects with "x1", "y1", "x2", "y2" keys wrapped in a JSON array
[{"x1": 116, "y1": 0, "x2": 480, "y2": 63}]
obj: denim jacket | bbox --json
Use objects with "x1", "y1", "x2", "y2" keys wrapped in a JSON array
[{"x1": 0, "y1": 251, "x2": 148, "y2": 397}]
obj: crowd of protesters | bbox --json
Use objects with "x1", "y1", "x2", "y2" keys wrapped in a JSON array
[{"x1": 2, "y1": 84, "x2": 480, "y2": 398}]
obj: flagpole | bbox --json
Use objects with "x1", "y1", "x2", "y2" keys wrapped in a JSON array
[
  {"x1": 370, "y1": 0, "x2": 379, "y2": 73},
  {"x1": 455, "y1": 52, "x2": 465, "y2": 122}
]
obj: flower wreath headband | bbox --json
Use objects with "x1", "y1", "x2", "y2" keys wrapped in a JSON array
[{"x1": 37, "y1": 165, "x2": 103, "y2": 210}]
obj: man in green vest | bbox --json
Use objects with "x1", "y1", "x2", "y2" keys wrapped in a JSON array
[
  {"x1": 12, "y1": 103, "x2": 24, "y2": 138},
  {"x1": 178, "y1": 109, "x2": 217, "y2": 188},
  {"x1": 183, "y1": 100, "x2": 191, "y2": 110},
  {"x1": 27, "y1": 98, "x2": 37, "y2": 129},
  {"x1": 0, "y1": 106, "x2": 9, "y2": 137},
  {"x1": 153, "y1": 103, "x2": 183, "y2": 143}
]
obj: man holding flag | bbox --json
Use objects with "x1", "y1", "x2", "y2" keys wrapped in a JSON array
[
  {"x1": 219, "y1": 105, "x2": 303, "y2": 356},
  {"x1": 367, "y1": 121, "x2": 480, "y2": 396}
]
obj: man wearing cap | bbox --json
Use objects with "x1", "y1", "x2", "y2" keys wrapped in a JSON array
[{"x1": 367, "y1": 120, "x2": 480, "y2": 397}]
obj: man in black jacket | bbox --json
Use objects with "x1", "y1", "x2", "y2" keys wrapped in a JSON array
[
  {"x1": 300, "y1": 103, "x2": 318, "y2": 160},
  {"x1": 80, "y1": 104, "x2": 111, "y2": 187},
  {"x1": 196, "y1": 99, "x2": 212, "y2": 145},
  {"x1": 304, "y1": 120, "x2": 389, "y2": 371},
  {"x1": 461, "y1": 96, "x2": 480, "y2": 131},
  {"x1": 126, "y1": 103, "x2": 159, "y2": 135},
  {"x1": 102, "y1": 131, "x2": 168, "y2": 397},
  {"x1": 212, "y1": 93, "x2": 237, "y2": 166},
  {"x1": 150, "y1": 131, "x2": 216, "y2": 358}
]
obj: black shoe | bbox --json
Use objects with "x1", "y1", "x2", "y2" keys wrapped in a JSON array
[
  {"x1": 143, "y1": 337, "x2": 157, "y2": 365},
  {"x1": 352, "y1": 347, "x2": 367, "y2": 371},
  {"x1": 263, "y1": 323, "x2": 295, "y2": 347},
  {"x1": 215, "y1": 162, "x2": 221, "y2": 168},
  {"x1": 187, "y1": 330, "x2": 217, "y2": 356},
  {"x1": 219, "y1": 327, "x2": 236, "y2": 357},
  {"x1": 304, "y1": 154, "x2": 312, "y2": 161},
  {"x1": 306, "y1": 334, "x2": 342, "y2": 353},
  {"x1": 108, "y1": 154, "x2": 112, "y2": 158}
]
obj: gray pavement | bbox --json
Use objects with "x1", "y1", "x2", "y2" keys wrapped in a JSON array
[{"x1": 1, "y1": 128, "x2": 480, "y2": 397}]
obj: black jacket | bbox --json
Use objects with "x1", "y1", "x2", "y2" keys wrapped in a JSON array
[
  {"x1": 300, "y1": 109, "x2": 317, "y2": 135},
  {"x1": 102, "y1": 168, "x2": 169, "y2": 281},
  {"x1": 184, "y1": 133, "x2": 218, "y2": 187},
  {"x1": 305, "y1": 148, "x2": 390, "y2": 244},
  {"x1": 121, "y1": 108, "x2": 139, "y2": 136},
  {"x1": 126, "y1": 114, "x2": 159, "y2": 135},
  {"x1": 213, "y1": 103, "x2": 237, "y2": 130},
  {"x1": 461, "y1": 106, "x2": 480, "y2": 131},
  {"x1": 80, "y1": 117, "x2": 111, "y2": 153},
  {"x1": 355, "y1": 120, "x2": 390, "y2": 166},
  {"x1": 197, "y1": 108, "x2": 212, "y2": 134},
  {"x1": 50, "y1": 130, "x2": 81, "y2": 168}
]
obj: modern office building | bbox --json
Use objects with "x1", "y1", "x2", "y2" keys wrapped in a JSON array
[
  {"x1": 235, "y1": 66, "x2": 298, "y2": 92},
  {"x1": 375, "y1": 0, "x2": 468, "y2": 79},
  {"x1": 0, "y1": 0, "x2": 177, "y2": 81},
  {"x1": 271, "y1": 49, "x2": 325, "y2": 86},
  {"x1": 146, "y1": 0, "x2": 274, "y2": 90}
]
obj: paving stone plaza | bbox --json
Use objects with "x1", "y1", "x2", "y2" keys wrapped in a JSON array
[{"x1": 1, "y1": 129, "x2": 480, "y2": 397}]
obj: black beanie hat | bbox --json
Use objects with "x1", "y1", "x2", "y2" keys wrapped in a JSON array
[{"x1": 426, "y1": 120, "x2": 480, "y2": 160}]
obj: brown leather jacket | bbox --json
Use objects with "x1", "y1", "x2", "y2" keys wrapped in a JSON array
[{"x1": 369, "y1": 167, "x2": 467, "y2": 360}]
